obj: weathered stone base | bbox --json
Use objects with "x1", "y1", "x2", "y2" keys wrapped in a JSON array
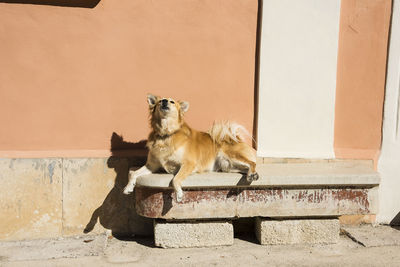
[
  {"x1": 154, "y1": 220, "x2": 233, "y2": 248},
  {"x1": 255, "y1": 218, "x2": 340, "y2": 245},
  {"x1": 135, "y1": 162, "x2": 379, "y2": 220}
]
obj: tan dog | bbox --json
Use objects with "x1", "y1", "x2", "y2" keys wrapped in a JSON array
[{"x1": 123, "y1": 94, "x2": 258, "y2": 202}]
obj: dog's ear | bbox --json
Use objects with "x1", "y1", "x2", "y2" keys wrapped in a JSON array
[
  {"x1": 179, "y1": 101, "x2": 189, "y2": 113},
  {"x1": 147, "y1": 94, "x2": 158, "y2": 108}
]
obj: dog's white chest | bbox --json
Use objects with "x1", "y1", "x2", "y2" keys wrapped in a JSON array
[
  {"x1": 160, "y1": 147, "x2": 184, "y2": 174},
  {"x1": 151, "y1": 140, "x2": 185, "y2": 174}
]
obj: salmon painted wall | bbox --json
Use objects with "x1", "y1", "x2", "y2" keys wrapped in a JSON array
[
  {"x1": 334, "y1": 0, "x2": 392, "y2": 163},
  {"x1": 0, "y1": 0, "x2": 258, "y2": 157}
]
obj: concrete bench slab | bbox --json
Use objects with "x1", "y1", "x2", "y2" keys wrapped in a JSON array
[
  {"x1": 135, "y1": 162, "x2": 379, "y2": 188},
  {"x1": 134, "y1": 162, "x2": 379, "y2": 220}
]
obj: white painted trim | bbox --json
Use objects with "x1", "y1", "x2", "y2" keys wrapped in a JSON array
[
  {"x1": 377, "y1": 0, "x2": 400, "y2": 224},
  {"x1": 257, "y1": 0, "x2": 340, "y2": 159}
]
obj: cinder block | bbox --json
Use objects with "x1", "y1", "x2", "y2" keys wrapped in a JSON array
[
  {"x1": 154, "y1": 220, "x2": 233, "y2": 248},
  {"x1": 255, "y1": 218, "x2": 340, "y2": 245}
]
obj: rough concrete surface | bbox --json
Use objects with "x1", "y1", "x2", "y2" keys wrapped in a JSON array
[
  {"x1": 62, "y1": 158, "x2": 153, "y2": 237},
  {"x1": 0, "y1": 234, "x2": 106, "y2": 262},
  {"x1": 62, "y1": 158, "x2": 116, "y2": 236},
  {"x1": 154, "y1": 221, "x2": 233, "y2": 248},
  {"x1": 0, "y1": 159, "x2": 63, "y2": 240},
  {"x1": 342, "y1": 225, "x2": 400, "y2": 247},
  {"x1": 0, "y1": 157, "x2": 153, "y2": 241},
  {"x1": 0, "y1": 225, "x2": 400, "y2": 267},
  {"x1": 256, "y1": 218, "x2": 340, "y2": 245}
]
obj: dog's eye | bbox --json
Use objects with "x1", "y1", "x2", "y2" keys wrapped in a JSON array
[{"x1": 170, "y1": 100, "x2": 175, "y2": 104}]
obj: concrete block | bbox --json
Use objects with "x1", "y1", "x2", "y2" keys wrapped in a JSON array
[
  {"x1": 255, "y1": 218, "x2": 340, "y2": 245},
  {"x1": 0, "y1": 159, "x2": 62, "y2": 240},
  {"x1": 154, "y1": 220, "x2": 233, "y2": 248}
]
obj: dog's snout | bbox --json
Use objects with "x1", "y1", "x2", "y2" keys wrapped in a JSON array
[{"x1": 161, "y1": 99, "x2": 169, "y2": 110}]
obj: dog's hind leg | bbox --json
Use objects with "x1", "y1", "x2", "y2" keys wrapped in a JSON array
[
  {"x1": 172, "y1": 162, "x2": 196, "y2": 202},
  {"x1": 232, "y1": 158, "x2": 259, "y2": 182},
  {"x1": 223, "y1": 143, "x2": 258, "y2": 182}
]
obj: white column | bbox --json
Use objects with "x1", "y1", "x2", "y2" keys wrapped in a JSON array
[
  {"x1": 257, "y1": 0, "x2": 341, "y2": 158},
  {"x1": 377, "y1": 0, "x2": 400, "y2": 224}
]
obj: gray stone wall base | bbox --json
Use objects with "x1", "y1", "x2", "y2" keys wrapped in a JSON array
[
  {"x1": 154, "y1": 220, "x2": 234, "y2": 248},
  {"x1": 255, "y1": 218, "x2": 340, "y2": 245}
]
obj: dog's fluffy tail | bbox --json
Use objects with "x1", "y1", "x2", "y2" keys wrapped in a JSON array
[{"x1": 208, "y1": 121, "x2": 251, "y2": 144}]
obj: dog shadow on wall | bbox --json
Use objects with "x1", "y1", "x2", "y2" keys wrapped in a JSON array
[
  {"x1": 83, "y1": 132, "x2": 154, "y2": 239},
  {"x1": 0, "y1": 0, "x2": 100, "y2": 8}
]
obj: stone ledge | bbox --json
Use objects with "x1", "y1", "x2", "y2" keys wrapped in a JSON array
[
  {"x1": 255, "y1": 218, "x2": 340, "y2": 245},
  {"x1": 154, "y1": 220, "x2": 233, "y2": 248},
  {"x1": 136, "y1": 187, "x2": 378, "y2": 219},
  {"x1": 135, "y1": 162, "x2": 379, "y2": 189},
  {"x1": 135, "y1": 162, "x2": 379, "y2": 220}
]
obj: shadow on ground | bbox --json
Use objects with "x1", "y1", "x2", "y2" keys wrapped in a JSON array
[{"x1": 390, "y1": 211, "x2": 400, "y2": 230}]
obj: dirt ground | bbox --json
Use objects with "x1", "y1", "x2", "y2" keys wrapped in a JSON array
[{"x1": 1, "y1": 225, "x2": 399, "y2": 267}]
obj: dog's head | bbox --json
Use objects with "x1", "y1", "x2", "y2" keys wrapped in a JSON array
[{"x1": 147, "y1": 94, "x2": 189, "y2": 135}]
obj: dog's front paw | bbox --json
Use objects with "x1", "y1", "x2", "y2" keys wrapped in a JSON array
[
  {"x1": 175, "y1": 188, "x2": 183, "y2": 203},
  {"x1": 123, "y1": 184, "x2": 135, "y2": 195},
  {"x1": 246, "y1": 172, "x2": 259, "y2": 182}
]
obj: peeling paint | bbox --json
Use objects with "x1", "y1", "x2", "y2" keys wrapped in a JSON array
[
  {"x1": 33, "y1": 160, "x2": 40, "y2": 171},
  {"x1": 9, "y1": 159, "x2": 15, "y2": 169},
  {"x1": 32, "y1": 214, "x2": 51, "y2": 228},
  {"x1": 48, "y1": 161, "x2": 56, "y2": 184},
  {"x1": 136, "y1": 186, "x2": 376, "y2": 219}
]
